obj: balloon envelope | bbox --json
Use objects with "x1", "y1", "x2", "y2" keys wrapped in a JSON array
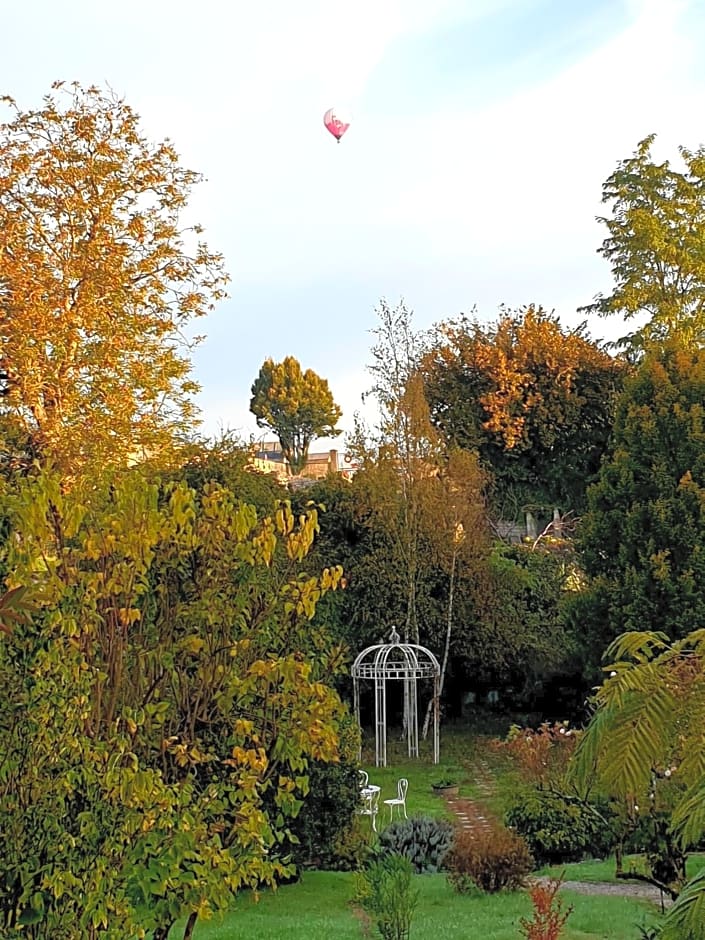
[{"x1": 323, "y1": 108, "x2": 351, "y2": 142}]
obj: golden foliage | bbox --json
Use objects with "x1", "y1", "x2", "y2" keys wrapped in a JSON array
[
  {"x1": 439, "y1": 305, "x2": 624, "y2": 452},
  {"x1": 0, "y1": 82, "x2": 228, "y2": 478}
]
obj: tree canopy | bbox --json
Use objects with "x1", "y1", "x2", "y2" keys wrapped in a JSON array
[
  {"x1": 582, "y1": 134, "x2": 705, "y2": 350},
  {"x1": 249, "y1": 356, "x2": 341, "y2": 475},
  {"x1": 577, "y1": 340, "x2": 705, "y2": 653},
  {"x1": 0, "y1": 82, "x2": 228, "y2": 478},
  {"x1": 421, "y1": 305, "x2": 627, "y2": 514},
  {"x1": 0, "y1": 469, "x2": 347, "y2": 938}
]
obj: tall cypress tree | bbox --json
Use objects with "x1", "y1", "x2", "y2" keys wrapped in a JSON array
[{"x1": 577, "y1": 340, "x2": 705, "y2": 659}]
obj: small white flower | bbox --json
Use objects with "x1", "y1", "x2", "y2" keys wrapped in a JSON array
[
  {"x1": 559, "y1": 728, "x2": 566, "y2": 734},
  {"x1": 634, "y1": 804, "x2": 639, "y2": 812},
  {"x1": 610, "y1": 671, "x2": 617, "y2": 678},
  {"x1": 664, "y1": 768, "x2": 672, "y2": 778}
]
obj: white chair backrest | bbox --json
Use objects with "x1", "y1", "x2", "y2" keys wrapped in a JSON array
[
  {"x1": 398, "y1": 778, "x2": 408, "y2": 800},
  {"x1": 359, "y1": 770, "x2": 369, "y2": 788}
]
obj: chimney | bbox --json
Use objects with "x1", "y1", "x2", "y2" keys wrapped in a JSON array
[{"x1": 329, "y1": 449, "x2": 339, "y2": 473}]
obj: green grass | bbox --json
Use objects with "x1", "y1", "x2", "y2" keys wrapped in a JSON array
[
  {"x1": 359, "y1": 723, "x2": 521, "y2": 824},
  {"x1": 539, "y1": 853, "x2": 705, "y2": 883},
  {"x1": 180, "y1": 871, "x2": 660, "y2": 940}
]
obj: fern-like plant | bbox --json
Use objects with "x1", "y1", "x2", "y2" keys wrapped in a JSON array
[{"x1": 571, "y1": 627, "x2": 705, "y2": 937}]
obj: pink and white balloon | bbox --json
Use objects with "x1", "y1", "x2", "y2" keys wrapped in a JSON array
[{"x1": 323, "y1": 108, "x2": 351, "y2": 143}]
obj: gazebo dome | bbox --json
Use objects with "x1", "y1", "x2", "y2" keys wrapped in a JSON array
[
  {"x1": 351, "y1": 627, "x2": 441, "y2": 767},
  {"x1": 352, "y1": 627, "x2": 440, "y2": 681}
]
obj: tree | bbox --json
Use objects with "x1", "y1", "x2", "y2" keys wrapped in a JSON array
[
  {"x1": 582, "y1": 134, "x2": 705, "y2": 350},
  {"x1": 0, "y1": 468, "x2": 347, "y2": 938},
  {"x1": 420, "y1": 448, "x2": 489, "y2": 737},
  {"x1": 167, "y1": 430, "x2": 287, "y2": 512},
  {"x1": 577, "y1": 340, "x2": 705, "y2": 660},
  {"x1": 249, "y1": 356, "x2": 341, "y2": 476},
  {"x1": 352, "y1": 298, "x2": 440, "y2": 644},
  {"x1": 421, "y1": 305, "x2": 627, "y2": 515},
  {"x1": 0, "y1": 82, "x2": 228, "y2": 478}
]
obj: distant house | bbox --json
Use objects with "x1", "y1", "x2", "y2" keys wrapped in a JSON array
[{"x1": 250, "y1": 441, "x2": 358, "y2": 485}]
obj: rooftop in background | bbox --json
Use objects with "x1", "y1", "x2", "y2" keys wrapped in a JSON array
[{"x1": 251, "y1": 442, "x2": 358, "y2": 485}]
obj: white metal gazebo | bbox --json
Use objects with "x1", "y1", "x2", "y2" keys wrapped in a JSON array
[{"x1": 352, "y1": 627, "x2": 441, "y2": 767}]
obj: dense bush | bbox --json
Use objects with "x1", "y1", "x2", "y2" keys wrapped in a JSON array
[
  {"x1": 377, "y1": 815, "x2": 455, "y2": 873},
  {"x1": 446, "y1": 824, "x2": 533, "y2": 893},
  {"x1": 505, "y1": 791, "x2": 616, "y2": 866},
  {"x1": 287, "y1": 713, "x2": 361, "y2": 870}
]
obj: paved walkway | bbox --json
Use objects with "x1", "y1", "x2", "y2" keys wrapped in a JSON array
[{"x1": 442, "y1": 755, "x2": 500, "y2": 834}]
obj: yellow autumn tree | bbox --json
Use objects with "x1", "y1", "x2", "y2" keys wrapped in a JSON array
[{"x1": 0, "y1": 82, "x2": 228, "y2": 478}]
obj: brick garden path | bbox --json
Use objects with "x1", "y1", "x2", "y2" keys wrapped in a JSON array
[{"x1": 443, "y1": 755, "x2": 499, "y2": 834}]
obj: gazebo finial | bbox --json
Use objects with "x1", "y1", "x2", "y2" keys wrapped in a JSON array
[{"x1": 389, "y1": 626, "x2": 400, "y2": 645}]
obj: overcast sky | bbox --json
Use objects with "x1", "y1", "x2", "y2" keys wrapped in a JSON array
[{"x1": 4, "y1": 0, "x2": 705, "y2": 448}]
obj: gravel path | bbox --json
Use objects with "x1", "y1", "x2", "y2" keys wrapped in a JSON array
[{"x1": 532, "y1": 877, "x2": 673, "y2": 907}]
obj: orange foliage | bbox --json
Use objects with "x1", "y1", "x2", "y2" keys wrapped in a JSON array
[
  {"x1": 519, "y1": 876, "x2": 573, "y2": 940},
  {"x1": 435, "y1": 305, "x2": 626, "y2": 452},
  {"x1": 493, "y1": 722, "x2": 580, "y2": 789},
  {"x1": 0, "y1": 82, "x2": 228, "y2": 478}
]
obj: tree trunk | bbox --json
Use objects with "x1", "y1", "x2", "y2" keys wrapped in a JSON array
[
  {"x1": 182, "y1": 912, "x2": 198, "y2": 940},
  {"x1": 422, "y1": 549, "x2": 457, "y2": 739}
]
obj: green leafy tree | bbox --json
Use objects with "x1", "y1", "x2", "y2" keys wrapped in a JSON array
[
  {"x1": 0, "y1": 82, "x2": 228, "y2": 478},
  {"x1": 464, "y1": 541, "x2": 579, "y2": 697},
  {"x1": 582, "y1": 134, "x2": 705, "y2": 350},
  {"x1": 0, "y1": 469, "x2": 347, "y2": 939},
  {"x1": 577, "y1": 340, "x2": 705, "y2": 662},
  {"x1": 250, "y1": 356, "x2": 341, "y2": 476},
  {"x1": 421, "y1": 305, "x2": 627, "y2": 515},
  {"x1": 167, "y1": 430, "x2": 287, "y2": 512}
]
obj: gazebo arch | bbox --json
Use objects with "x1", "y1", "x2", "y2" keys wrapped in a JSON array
[{"x1": 352, "y1": 627, "x2": 441, "y2": 767}]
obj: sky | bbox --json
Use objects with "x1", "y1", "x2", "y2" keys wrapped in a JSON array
[{"x1": 3, "y1": 0, "x2": 705, "y2": 449}]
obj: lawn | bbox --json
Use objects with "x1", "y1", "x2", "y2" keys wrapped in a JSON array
[
  {"x1": 539, "y1": 853, "x2": 705, "y2": 883},
  {"x1": 359, "y1": 722, "x2": 520, "y2": 823},
  {"x1": 182, "y1": 871, "x2": 660, "y2": 940},
  {"x1": 171, "y1": 727, "x2": 684, "y2": 939}
]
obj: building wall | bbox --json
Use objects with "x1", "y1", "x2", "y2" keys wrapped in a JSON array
[{"x1": 250, "y1": 444, "x2": 356, "y2": 482}]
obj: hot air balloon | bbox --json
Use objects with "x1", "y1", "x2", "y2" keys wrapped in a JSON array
[{"x1": 323, "y1": 108, "x2": 351, "y2": 143}]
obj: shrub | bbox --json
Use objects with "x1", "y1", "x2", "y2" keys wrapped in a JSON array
[
  {"x1": 330, "y1": 815, "x2": 376, "y2": 872},
  {"x1": 505, "y1": 791, "x2": 616, "y2": 866},
  {"x1": 519, "y1": 876, "x2": 573, "y2": 940},
  {"x1": 377, "y1": 815, "x2": 454, "y2": 874},
  {"x1": 493, "y1": 722, "x2": 580, "y2": 790},
  {"x1": 354, "y1": 853, "x2": 419, "y2": 940},
  {"x1": 287, "y1": 712, "x2": 361, "y2": 870},
  {"x1": 446, "y1": 824, "x2": 533, "y2": 893}
]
